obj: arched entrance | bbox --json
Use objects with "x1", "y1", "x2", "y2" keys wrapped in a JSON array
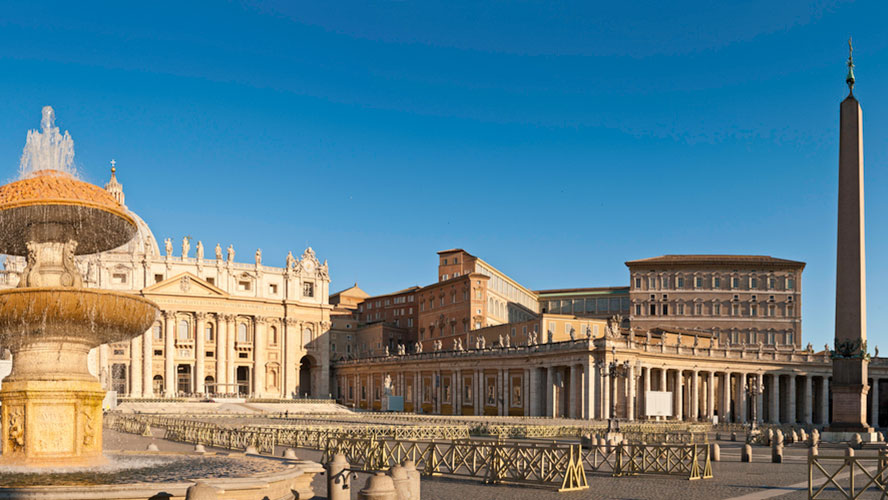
[
  {"x1": 299, "y1": 355, "x2": 315, "y2": 398},
  {"x1": 153, "y1": 375, "x2": 164, "y2": 396},
  {"x1": 111, "y1": 363, "x2": 127, "y2": 395}
]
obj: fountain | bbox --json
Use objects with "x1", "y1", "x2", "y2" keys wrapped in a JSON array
[
  {"x1": 0, "y1": 106, "x2": 159, "y2": 467},
  {"x1": 0, "y1": 108, "x2": 323, "y2": 499}
]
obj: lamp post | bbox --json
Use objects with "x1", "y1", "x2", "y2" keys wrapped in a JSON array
[
  {"x1": 746, "y1": 376, "x2": 763, "y2": 429},
  {"x1": 601, "y1": 348, "x2": 631, "y2": 433}
]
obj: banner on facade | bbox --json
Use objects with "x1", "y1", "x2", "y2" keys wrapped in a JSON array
[{"x1": 645, "y1": 391, "x2": 673, "y2": 417}]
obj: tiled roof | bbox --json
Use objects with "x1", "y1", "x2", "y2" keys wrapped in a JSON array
[{"x1": 625, "y1": 255, "x2": 805, "y2": 268}]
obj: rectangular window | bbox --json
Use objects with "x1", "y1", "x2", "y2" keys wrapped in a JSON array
[
  {"x1": 111, "y1": 273, "x2": 127, "y2": 284},
  {"x1": 713, "y1": 276, "x2": 721, "y2": 288},
  {"x1": 635, "y1": 304, "x2": 642, "y2": 315},
  {"x1": 154, "y1": 274, "x2": 164, "y2": 283},
  {"x1": 676, "y1": 277, "x2": 684, "y2": 288},
  {"x1": 731, "y1": 277, "x2": 739, "y2": 289},
  {"x1": 677, "y1": 304, "x2": 684, "y2": 314},
  {"x1": 695, "y1": 277, "x2": 703, "y2": 288},
  {"x1": 303, "y1": 282, "x2": 314, "y2": 297},
  {"x1": 787, "y1": 278, "x2": 795, "y2": 290},
  {"x1": 238, "y1": 281, "x2": 251, "y2": 291},
  {"x1": 750, "y1": 277, "x2": 757, "y2": 289},
  {"x1": 206, "y1": 277, "x2": 215, "y2": 285},
  {"x1": 750, "y1": 305, "x2": 757, "y2": 316},
  {"x1": 662, "y1": 304, "x2": 669, "y2": 315},
  {"x1": 650, "y1": 304, "x2": 656, "y2": 315},
  {"x1": 269, "y1": 283, "x2": 278, "y2": 294},
  {"x1": 206, "y1": 351, "x2": 214, "y2": 358},
  {"x1": 634, "y1": 277, "x2": 642, "y2": 288},
  {"x1": 714, "y1": 303, "x2": 721, "y2": 315}
]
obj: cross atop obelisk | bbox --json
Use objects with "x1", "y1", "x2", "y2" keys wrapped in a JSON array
[{"x1": 828, "y1": 37, "x2": 872, "y2": 435}]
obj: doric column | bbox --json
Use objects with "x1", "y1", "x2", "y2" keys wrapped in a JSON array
[
  {"x1": 601, "y1": 365, "x2": 610, "y2": 420},
  {"x1": 820, "y1": 377, "x2": 830, "y2": 425},
  {"x1": 546, "y1": 366, "x2": 555, "y2": 418},
  {"x1": 870, "y1": 377, "x2": 879, "y2": 428},
  {"x1": 129, "y1": 334, "x2": 142, "y2": 397},
  {"x1": 195, "y1": 312, "x2": 206, "y2": 395},
  {"x1": 804, "y1": 375, "x2": 814, "y2": 425},
  {"x1": 787, "y1": 375, "x2": 797, "y2": 424},
  {"x1": 642, "y1": 366, "x2": 651, "y2": 420},
  {"x1": 142, "y1": 327, "x2": 153, "y2": 397},
  {"x1": 569, "y1": 365, "x2": 578, "y2": 419},
  {"x1": 770, "y1": 374, "x2": 780, "y2": 423},
  {"x1": 528, "y1": 368, "x2": 538, "y2": 416},
  {"x1": 675, "y1": 370, "x2": 684, "y2": 421},
  {"x1": 524, "y1": 368, "x2": 532, "y2": 417},
  {"x1": 722, "y1": 372, "x2": 732, "y2": 423},
  {"x1": 756, "y1": 373, "x2": 764, "y2": 424},
  {"x1": 659, "y1": 367, "x2": 667, "y2": 392},
  {"x1": 215, "y1": 315, "x2": 227, "y2": 392},
  {"x1": 707, "y1": 372, "x2": 715, "y2": 419},
  {"x1": 253, "y1": 316, "x2": 267, "y2": 397},
  {"x1": 691, "y1": 371, "x2": 699, "y2": 421},
  {"x1": 627, "y1": 364, "x2": 636, "y2": 421},
  {"x1": 583, "y1": 360, "x2": 596, "y2": 419},
  {"x1": 455, "y1": 369, "x2": 462, "y2": 412},
  {"x1": 738, "y1": 373, "x2": 747, "y2": 424},
  {"x1": 164, "y1": 311, "x2": 175, "y2": 397}
]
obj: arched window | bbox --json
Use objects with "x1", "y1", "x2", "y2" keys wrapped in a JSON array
[
  {"x1": 153, "y1": 324, "x2": 162, "y2": 341},
  {"x1": 238, "y1": 323, "x2": 248, "y2": 342},
  {"x1": 177, "y1": 319, "x2": 190, "y2": 340},
  {"x1": 269, "y1": 326, "x2": 278, "y2": 345},
  {"x1": 205, "y1": 323, "x2": 214, "y2": 342},
  {"x1": 302, "y1": 327, "x2": 312, "y2": 346}
]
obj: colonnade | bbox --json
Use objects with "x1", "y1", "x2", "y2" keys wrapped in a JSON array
[{"x1": 337, "y1": 357, "x2": 834, "y2": 424}]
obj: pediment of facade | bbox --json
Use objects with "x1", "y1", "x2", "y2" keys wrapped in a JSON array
[{"x1": 142, "y1": 272, "x2": 229, "y2": 297}]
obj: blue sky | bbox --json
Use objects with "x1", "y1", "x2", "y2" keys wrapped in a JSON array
[{"x1": 0, "y1": 1, "x2": 885, "y2": 350}]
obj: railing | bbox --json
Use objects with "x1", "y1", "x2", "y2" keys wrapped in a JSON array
[
  {"x1": 323, "y1": 435, "x2": 713, "y2": 484},
  {"x1": 808, "y1": 451, "x2": 888, "y2": 499},
  {"x1": 323, "y1": 435, "x2": 588, "y2": 491}
]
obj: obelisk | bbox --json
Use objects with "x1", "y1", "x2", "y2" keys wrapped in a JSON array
[{"x1": 828, "y1": 39, "x2": 873, "y2": 437}]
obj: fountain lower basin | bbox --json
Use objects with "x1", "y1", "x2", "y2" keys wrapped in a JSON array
[{"x1": 0, "y1": 288, "x2": 157, "y2": 467}]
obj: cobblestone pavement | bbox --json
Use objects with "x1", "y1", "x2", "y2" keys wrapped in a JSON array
[{"x1": 105, "y1": 430, "x2": 882, "y2": 500}]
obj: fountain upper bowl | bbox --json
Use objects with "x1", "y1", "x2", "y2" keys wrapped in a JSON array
[
  {"x1": 0, "y1": 288, "x2": 158, "y2": 349},
  {"x1": 0, "y1": 170, "x2": 136, "y2": 255}
]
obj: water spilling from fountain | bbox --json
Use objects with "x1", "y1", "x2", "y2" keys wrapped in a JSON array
[{"x1": 0, "y1": 106, "x2": 159, "y2": 467}]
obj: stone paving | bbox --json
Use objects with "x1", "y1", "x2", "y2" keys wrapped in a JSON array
[{"x1": 104, "y1": 429, "x2": 882, "y2": 499}]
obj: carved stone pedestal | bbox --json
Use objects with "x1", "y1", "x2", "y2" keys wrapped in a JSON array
[{"x1": 0, "y1": 379, "x2": 105, "y2": 467}]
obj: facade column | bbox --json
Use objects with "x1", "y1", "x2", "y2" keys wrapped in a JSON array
[
  {"x1": 195, "y1": 312, "x2": 206, "y2": 395},
  {"x1": 253, "y1": 316, "x2": 267, "y2": 397},
  {"x1": 820, "y1": 377, "x2": 830, "y2": 425},
  {"x1": 569, "y1": 365, "x2": 578, "y2": 419},
  {"x1": 498, "y1": 368, "x2": 505, "y2": 416},
  {"x1": 129, "y1": 334, "x2": 142, "y2": 397},
  {"x1": 804, "y1": 375, "x2": 814, "y2": 425},
  {"x1": 770, "y1": 374, "x2": 780, "y2": 424},
  {"x1": 738, "y1": 373, "x2": 747, "y2": 424},
  {"x1": 283, "y1": 319, "x2": 298, "y2": 398},
  {"x1": 215, "y1": 315, "x2": 227, "y2": 394},
  {"x1": 755, "y1": 373, "x2": 764, "y2": 424},
  {"x1": 164, "y1": 311, "x2": 175, "y2": 397},
  {"x1": 627, "y1": 364, "x2": 636, "y2": 421},
  {"x1": 691, "y1": 371, "x2": 699, "y2": 421},
  {"x1": 546, "y1": 366, "x2": 555, "y2": 418},
  {"x1": 226, "y1": 316, "x2": 236, "y2": 393},
  {"x1": 659, "y1": 367, "x2": 667, "y2": 392},
  {"x1": 871, "y1": 377, "x2": 879, "y2": 428},
  {"x1": 142, "y1": 328, "x2": 153, "y2": 397},
  {"x1": 787, "y1": 375, "x2": 797, "y2": 424},
  {"x1": 722, "y1": 372, "x2": 732, "y2": 423},
  {"x1": 675, "y1": 370, "x2": 684, "y2": 421}
]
